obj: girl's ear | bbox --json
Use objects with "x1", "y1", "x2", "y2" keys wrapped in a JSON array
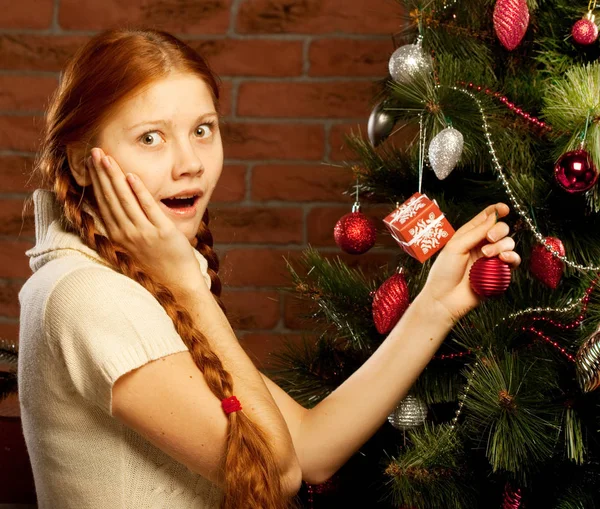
[{"x1": 66, "y1": 144, "x2": 92, "y2": 187}]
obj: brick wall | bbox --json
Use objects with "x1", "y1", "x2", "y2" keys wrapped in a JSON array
[
  {"x1": 0, "y1": 0, "x2": 406, "y2": 403},
  {"x1": 1, "y1": 0, "x2": 409, "y2": 502}
]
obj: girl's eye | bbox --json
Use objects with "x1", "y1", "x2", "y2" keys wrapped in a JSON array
[
  {"x1": 195, "y1": 123, "x2": 215, "y2": 139},
  {"x1": 139, "y1": 122, "x2": 216, "y2": 146},
  {"x1": 140, "y1": 132, "x2": 161, "y2": 146}
]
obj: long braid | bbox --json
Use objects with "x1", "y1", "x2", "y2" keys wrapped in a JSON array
[
  {"x1": 195, "y1": 209, "x2": 224, "y2": 312},
  {"x1": 54, "y1": 173, "x2": 290, "y2": 508}
]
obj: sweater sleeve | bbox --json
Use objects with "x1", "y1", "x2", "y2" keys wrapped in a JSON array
[{"x1": 43, "y1": 265, "x2": 190, "y2": 417}]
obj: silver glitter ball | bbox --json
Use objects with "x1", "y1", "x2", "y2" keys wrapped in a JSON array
[
  {"x1": 368, "y1": 100, "x2": 396, "y2": 147},
  {"x1": 387, "y1": 393, "x2": 428, "y2": 430},
  {"x1": 428, "y1": 126, "x2": 464, "y2": 180},
  {"x1": 388, "y1": 41, "x2": 432, "y2": 84}
]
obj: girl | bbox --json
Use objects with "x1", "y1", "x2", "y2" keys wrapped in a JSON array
[{"x1": 17, "y1": 28, "x2": 521, "y2": 509}]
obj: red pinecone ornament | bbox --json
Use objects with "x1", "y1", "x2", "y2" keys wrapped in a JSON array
[
  {"x1": 334, "y1": 211, "x2": 377, "y2": 255},
  {"x1": 372, "y1": 272, "x2": 410, "y2": 334},
  {"x1": 530, "y1": 237, "x2": 565, "y2": 289},
  {"x1": 493, "y1": 0, "x2": 530, "y2": 50},
  {"x1": 469, "y1": 256, "x2": 512, "y2": 298}
]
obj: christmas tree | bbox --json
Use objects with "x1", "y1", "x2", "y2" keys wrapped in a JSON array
[{"x1": 266, "y1": 0, "x2": 600, "y2": 507}]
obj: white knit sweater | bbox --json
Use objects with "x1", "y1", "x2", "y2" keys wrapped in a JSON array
[{"x1": 17, "y1": 189, "x2": 224, "y2": 508}]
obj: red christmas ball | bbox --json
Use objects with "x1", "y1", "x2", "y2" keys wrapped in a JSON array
[
  {"x1": 469, "y1": 256, "x2": 512, "y2": 298},
  {"x1": 572, "y1": 17, "x2": 599, "y2": 45},
  {"x1": 530, "y1": 237, "x2": 565, "y2": 289},
  {"x1": 333, "y1": 211, "x2": 377, "y2": 255},
  {"x1": 372, "y1": 272, "x2": 410, "y2": 334},
  {"x1": 554, "y1": 149, "x2": 599, "y2": 193},
  {"x1": 493, "y1": 0, "x2": 530, "y2": 50}
]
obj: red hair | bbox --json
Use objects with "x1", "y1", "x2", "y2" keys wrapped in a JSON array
[{"x1": 30, "y1": 28, "x2": 298, "y2": 508}]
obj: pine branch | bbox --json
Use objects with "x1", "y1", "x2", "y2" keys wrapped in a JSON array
[
  {"x1": 463, "y1": 352, "x2": 562, "y2": 481},
  {"x1": 284, "y1": 247, "x2": 380, "y2": 351},
  {"x1": 383, "y1": 423, "x2": 476, "y2": 509}
]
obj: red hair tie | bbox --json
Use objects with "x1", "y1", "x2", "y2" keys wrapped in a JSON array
[{"x1": 221, "y1": 395, "x2": 242, "y2": 415}]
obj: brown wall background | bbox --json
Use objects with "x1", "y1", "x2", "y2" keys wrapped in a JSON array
[{"x1": 0, "y1": 0, "x2": 405, "y2": 501}]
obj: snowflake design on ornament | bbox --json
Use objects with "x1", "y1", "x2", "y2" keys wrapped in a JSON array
[
  {"x1": 409, "y1": 212, "x2": 449, "y2": 254},
  {"x1": 390, "y1": 196, "x2": 426, "y2": 225}
]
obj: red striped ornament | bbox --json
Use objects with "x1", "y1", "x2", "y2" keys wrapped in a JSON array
[
  {"x1": 469, "y1": 256, "x2": 512, "y2": 298},
  {"x1": 493, "y1": 0, "x2": 530, "y2": 50}
]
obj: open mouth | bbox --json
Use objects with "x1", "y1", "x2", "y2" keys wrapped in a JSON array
[{"x1": 160, "y1": 195, "x2": 200, "y2": 210}]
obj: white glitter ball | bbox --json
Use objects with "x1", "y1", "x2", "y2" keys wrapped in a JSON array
[
  {"x1": 428, "y1": 126, "x2": 464, "y2": 180},
  {"x1": 389, "y1": 42, "x2": 432, "y2": 84}
]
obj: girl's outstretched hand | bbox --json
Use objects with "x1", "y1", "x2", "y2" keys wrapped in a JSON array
[
  {"x1": 86, "y1": 147, "x2": 206, "y2": 296},
  {"x1": 420, "y1": 203, "x2": 521, "y2": 324}
]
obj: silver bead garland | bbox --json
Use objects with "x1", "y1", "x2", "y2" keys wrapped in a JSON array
[
  {"x1": 441, "y1": 85, "x2": 600, "y2": 272},
  {"x1": 450, "y1": 361, "x2": 478, "y2": 430}
]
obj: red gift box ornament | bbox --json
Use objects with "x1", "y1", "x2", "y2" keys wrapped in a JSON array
[{"x1": 384, "y1": 192, "x2": 455, "y2": 263}]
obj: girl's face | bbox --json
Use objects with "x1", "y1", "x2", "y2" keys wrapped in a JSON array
[{"x1": 94, "y1": 72, "x2": 223, "y2": 242}]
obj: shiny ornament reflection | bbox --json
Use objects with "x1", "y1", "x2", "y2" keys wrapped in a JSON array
[
  {"x1": 368, "y1": 100, "x2": 396, "y2": 147},
  {"x1": 554, "y1": 149, "x2": 598, "y2": 193},
  {"x1": 389, "y1": 39, "x2": 432, "y2": 84}
]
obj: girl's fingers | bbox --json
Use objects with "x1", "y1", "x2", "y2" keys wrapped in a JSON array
[
  {"x1": 499, "y1": 250, "x2": 521, "y2": 269},
  {"x1": 481, "y1": 236, "x2": 515, "y2": 257},
  {"x1": 97, "y1": 153, "x2": 150, "y2": 228},
  {"x1": 87, "y1": 156, "x2": 118, "y2": 233},
  {"x1": 90, "y1": 148, "x2": 133, "y2": 231},
  {"x1": 450, "y1": 208, "x2": 499, "y2": 253},
  {"x1": 452, "y1": 203, "x2": 510, "y2": 241},
  {"x1": 486, "y1": 221, "x2": 510, "y2": 244},
  {"x1": 121, "y1": 166, "x2": 172, "y2": 229}
]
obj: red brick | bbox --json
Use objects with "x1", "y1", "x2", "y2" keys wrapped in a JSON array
[
  {"x1": 307, "y1": 204, "x2": 397, "y2": 248},
  {"x1": 0, "y1": 280, "x2": 22, "y2": 318},
  {"x1": 0, "y1": 75, "x2": 58, "y2": 111},
  {"x1": 309, "y1": 38, "x2": 391, "y2": 77},
  {"x1": 239, "y1": 332, "x2": 311, "y2": 369},
  {"x1": 283, "y1": 293, "x2": 318, "y2": 330},
  {"x1": 0, "y1": 199, "x2": 35, "y2": 237},
  {"x1": 0, "y1": 322, "x2": 19, "y2": 344},
  {"x1": 0, "y1": 35, "x2": 89, "y2": 71},
  {"x1": 237, "y1": 0, "x2": 402, "y2": 34},
  {"x1": 211, "y1": 164, "x2": 246, "y2": 203},
  {"x1": 187, "y1": 39, "x2": 303, "y2": 77},
  {"x1": 0, "y1": 0, "x2": 53, "y2": 28},
  {"x1": 59, "y1": 0, "x2": 231, "y2": 34},
  {"x1": 211, "y1": 206, "x2": 303, "y2": 244},
  {"x1": 222, "y1": 290, "x2": 280, "y2": 330},
  {"x1": 0, "y1": 156, "x2": 37, "y2": 193},
  {"x1": 218, "y1": 80, "x2": 233, "y2": 117},
  {"x1": 0, "y1": 241, "x2": 32, "y2": 278},
  {"x1": 252, "y1": 163, "x2": 353, "y2": 202},
  {"x1": 221, "y1": 122, "x2": 324, "y2": 160},
  {"x1": 219, "y1": 248, "x2": 303, "y2": 287},
  {"x1": 0, "y1": 115, "x2": 44, "y2": 152},
  {"x1": 237, "y1": 82, "x2": 374, "y2": 118}
]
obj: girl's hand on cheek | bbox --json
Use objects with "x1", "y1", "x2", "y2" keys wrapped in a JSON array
[{"x1": 86, "y1": 147, "x2": 207, "y2": 295}]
